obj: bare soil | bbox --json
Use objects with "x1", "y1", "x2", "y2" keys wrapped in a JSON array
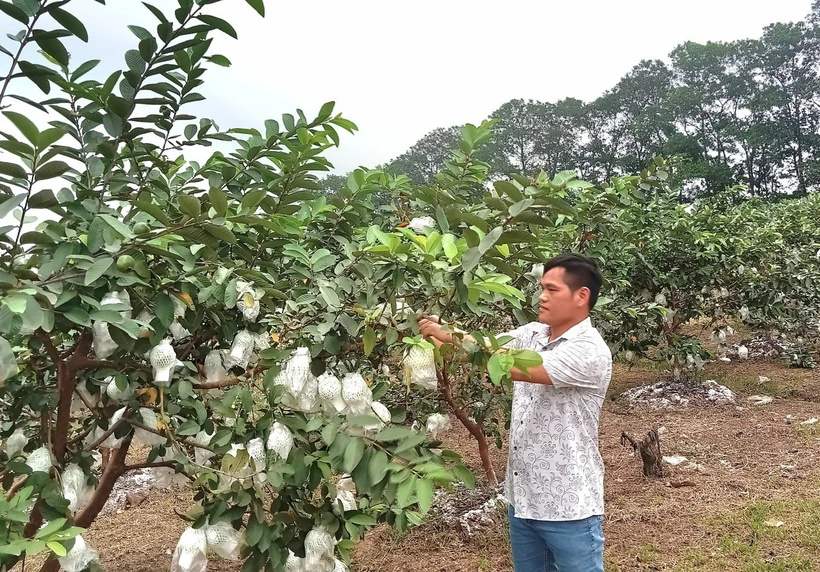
[{"x1": 22, "y1": 355, "x2": 820, "y2": 572}]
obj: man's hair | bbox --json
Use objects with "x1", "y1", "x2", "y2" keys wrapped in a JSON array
[{"x1": 542, "y1": 252, "x2": 603, "y2": 309}]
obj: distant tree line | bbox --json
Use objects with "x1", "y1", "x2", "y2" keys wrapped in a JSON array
[{"x1": 323, "y1": 2, "x2": 820, "y2": 201}]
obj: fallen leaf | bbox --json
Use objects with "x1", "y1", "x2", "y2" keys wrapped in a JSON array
[{"x1": 670, "y1": 480, "x2": 696, "y2": 488}]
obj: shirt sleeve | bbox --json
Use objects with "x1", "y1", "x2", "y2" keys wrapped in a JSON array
[{"x1": 540, "y1": 338, "x2": 611, "y2": 390}]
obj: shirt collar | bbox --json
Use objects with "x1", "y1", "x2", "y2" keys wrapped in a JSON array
[{"x1": 545, "y1": 317, "x2": 592, "y2": 343}]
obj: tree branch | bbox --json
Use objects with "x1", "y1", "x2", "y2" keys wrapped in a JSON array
[
  {"x1": 192, "y1": 366, "x2": 261, "y2": 390},
  {"x1": 35, "y1": 329, "x2": 61, "y2": 367},
  {"x1": 75, "y1": 359, "x2": 152, "y2": 374},
  {"x1": 83, "y1": 418, "x2": 128, "y2": 452},
  {"x1": 122, "y1": 460, "x2": 174, "y2": 472},
  {"x1": 129, "y1": 420, "x2": 213, "y2": 452}
]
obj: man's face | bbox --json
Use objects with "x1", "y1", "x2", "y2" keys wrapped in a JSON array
[{"x1": 538, "y1": 267, "x2": 587, "y2": 324}]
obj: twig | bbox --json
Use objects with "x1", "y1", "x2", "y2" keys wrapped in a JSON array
[
  {"x1": 73, "y1": 386, "x2": 96, "y2": 411},
  {"x1": 129, "y1": 420, "x2": 214, "y2": 452},
  {"x1": 84, "y1": 419, "x2": 128, "y2": 452},
  {"x1": 35, "y1": 329, "x2": 61, "y2": 366}
]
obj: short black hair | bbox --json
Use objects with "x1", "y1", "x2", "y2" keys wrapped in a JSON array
[{"x1": 542, "y1": 253, "x2": 602, "y2": 309}]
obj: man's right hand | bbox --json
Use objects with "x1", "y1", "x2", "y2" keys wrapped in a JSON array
[{"x1": 418, "y1": 315, "x2": 448, "y2": 343}]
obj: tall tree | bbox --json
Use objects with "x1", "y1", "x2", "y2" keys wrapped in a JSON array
[
  {"x1": 385, "y1": 127, "x2": 461, "y2": 185},
  {"x1": 757, "y1": 21, "x2": 820, "y2": 195}
]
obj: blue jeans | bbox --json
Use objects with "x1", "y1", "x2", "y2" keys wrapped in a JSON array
[{"x1": 508, "y1": 505, "x2": 604, "y2": 572}]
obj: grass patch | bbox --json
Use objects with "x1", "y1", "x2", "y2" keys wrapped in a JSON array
[
  {"x1": 636, "y1": 542, "x2": 660, "y2": 563},
  {"x1": 701, "y1": 497, "x2": 820, "y2": 571}
]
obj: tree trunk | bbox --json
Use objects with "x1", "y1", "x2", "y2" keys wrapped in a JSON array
[
  {"x1": 621, "y1": 428, "x2": 663, "y2": 477},
  {"x1": 39, "y1": 435, "x2": 133, "y2": 572},
  {"x1": 436, "y1": 368, "x2": 498, "y2": 486}
]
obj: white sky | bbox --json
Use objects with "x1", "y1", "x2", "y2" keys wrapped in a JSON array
[{"x1": 2, "y1": 0, "x2": 814, "y2": 176}]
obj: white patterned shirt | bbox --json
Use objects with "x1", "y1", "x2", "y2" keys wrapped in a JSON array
[{"x1": 502, "y1": 318, "x2": 612, "y2": 521}]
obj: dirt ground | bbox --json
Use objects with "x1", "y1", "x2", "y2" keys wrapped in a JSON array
[{"x1": 23, "y1": 353, "x2": 819, "y2": 572}]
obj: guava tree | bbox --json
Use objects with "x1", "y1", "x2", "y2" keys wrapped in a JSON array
[{"x1": 0, "y1": 1, "x2": 478, "y2": 571}]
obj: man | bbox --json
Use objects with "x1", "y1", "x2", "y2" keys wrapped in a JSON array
[{"x1": 419, "y1": 253, "x2": 612, "y2": 572}]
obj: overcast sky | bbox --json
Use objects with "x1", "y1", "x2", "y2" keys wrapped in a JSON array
[{"x1": 5, "y1": 0, "x2": 815, "y2": 175}]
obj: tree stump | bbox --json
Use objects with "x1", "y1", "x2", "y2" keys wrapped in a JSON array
[{"x1": 621, "y1": 428, "x2": 664, "y2": 477}]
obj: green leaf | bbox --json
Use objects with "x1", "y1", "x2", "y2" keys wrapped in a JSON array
[
  {"x1": 34, "y1": 160, "x2": 70, "y2": 181},
  {"x1": 363, "y1": 326, "x2": 376, "y2": 356},
  {"x1": 11, "y1": 0, "x2": 37, "y2": 18},
  {"x1": 368, "y1": 450, "x2": 388, "y2": 484},
  {"x1": 3, "y1": 295, "x2": 27, "y2": 314},
  {"x1": 203, "y1": 223, "x2": 236, "y2": 244},
  {"x1": 178, "y1": 195, "x2": 201, "y2": 218},
  {"x1": 207, "y1": 54, "x2": 231, "y2": 67},
  {"x1": 84, "y1": 257, "x2": 113, "y2": 285},
  {"x1": 50, "y1": 7, "x2": 89, "y2": 41},
  {"x1": 124, "y1": 50, "x2": 146, "y2": 73},
  {"x1": 177, "y1": 419, "x2": 200, "y2": 436},
  {"x1": 35, "y1": 518, "x2": 67, "y2": 539},
  {"x1": 71, "y1": 59, "x2": 100, "y2": 81},
  {"x1": 154, "y1": 293, "x2": 174, "y2": 327},
  {"x1": 35, "y1": 35, "x2": 69, "y2": 66},
  {"x1": 0, "y1": 2, "x2": 29, "y2": 24},
  {"x1": 198, "y1": 15, "x2": 237, "y2": 38},
  {"x1": 99, "y1": 214, "x2": 134, "y2": 239},
  {"x1": 510, "y1": 349, "x2": 543, "y2": 371},
  {"x1": 127, "y1": 25, "x2": 153, "y2": 40},
  {"x1": 0, "y1": 194, "x2": 26, "y2": 218},
  {"x1": 319, "y1": 283, "x2": 340, "y2": 311},
  {"x1": 461, "y1": 247, "x2": 481, "y2": 272},
  {"x1": 487, "y1": 353, "x2": 506, "y2": 385},
  {"x1": 245, "y1": 0, "x2": 264, "y2": 16},
  {"x1": 343, "y1": 438, "x2": 364, "y2": 473},
  {"x1": 208, "y1": 187, "x2": 228, "y2": 217},
  {"x1": 132, "y1": 200, "x2": 170, "y2": 226},
  {"x1": 46, "y1": 541, "x2": 67, "y2": 557},
  {"x1": 397, "y1": 476, "x2": 416, "y2": 508},
  {"x1": 240, "y1": 189, "x2": 266, "y2": 213},
  {"x1": 86, "y1": 217, "x2": 106, "y2": 254},
  {"x1": 544, "y1": 196, "x2": 577, "y2": 217},
  {"x1": 3, "y1": 111, "x2": 39, "y2": 145},
  {"x1": 348, "y1": 514, "x2": 376, "y2": 526},
  {"x1": 416, "y1": 479, "x2": 433, "y2": 513},
  {"x1": 375, "y1": 426, "x2": 415, "y2": 442},
  {"x1": 452, "y1": 464, "x2": 476, "y2": 489},
  {"x1": 37, "y1": 127, "x2": 66, "y2": 149},
  {"x1": 478, "y1": 226, "x2": 503, "y2": 255}
]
